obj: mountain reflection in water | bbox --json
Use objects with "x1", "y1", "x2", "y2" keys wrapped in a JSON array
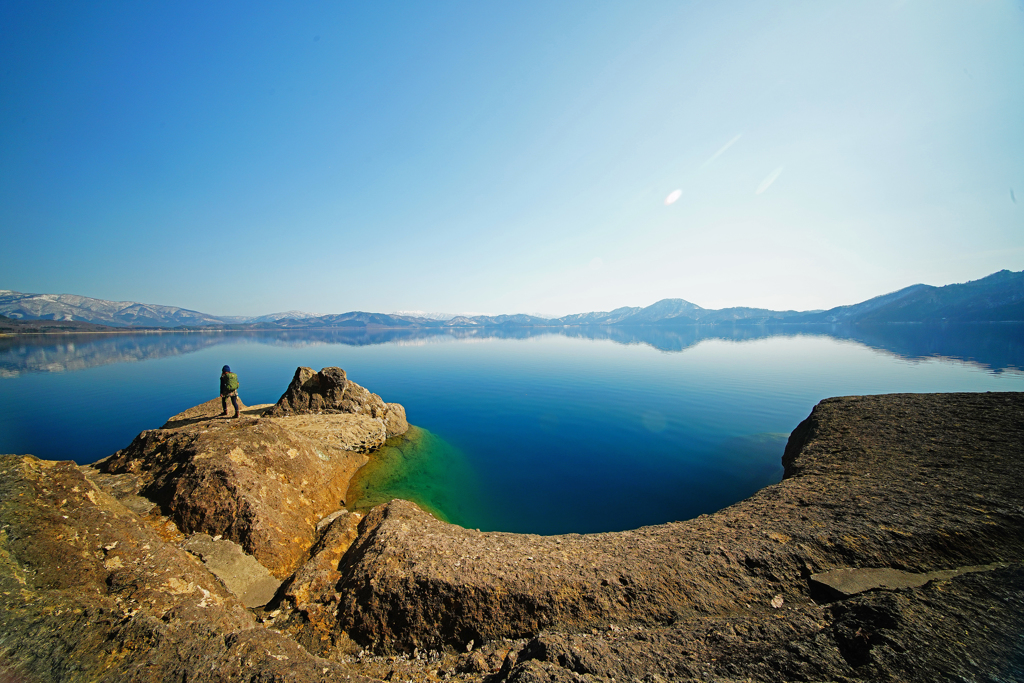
[
  {"x1": 3, "y1": 323, "x2": 1022, "y2": 376},
  {"x1": 2, "y1": 323, "x2": 1023, "y2": 534}
]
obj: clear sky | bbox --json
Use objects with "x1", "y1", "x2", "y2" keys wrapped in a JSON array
[{"x1": 2, "y1": 1, "x2": 1023, "y2": 317}]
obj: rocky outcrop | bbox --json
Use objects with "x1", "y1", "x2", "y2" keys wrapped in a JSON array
[
  {"x1": 93, "y1": 367, "x2": 408, "y2": 579},
  {"x1": 0, "y1": 367, "x2": 416, "y2": 682},
  {"x1": 265, "y1": 366, "x2": 409, "y2": 439},
  {"x1": 95, "y1": 413, "x2": 365, "y2": 579},
  {"x1": 0, "y1": 454, "x2": 376, "y2": 683},
  {"x1": 2, "y1": 391, "x2": 1023, "y2": 682},
  {"x1": 269, "y1": 366, "x2": 350, "y2": 414},
  {"x1": 278, "y1": 392, "x2": 1024, "y2": 681}
]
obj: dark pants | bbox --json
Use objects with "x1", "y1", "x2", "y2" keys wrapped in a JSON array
[{"x1": 221, "y1": 391, "x2": 240, "y2": 415}]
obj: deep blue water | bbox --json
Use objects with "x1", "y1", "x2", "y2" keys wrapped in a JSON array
[{"x1": 1, "y1": 324, "x2": 1022, "y2": 534}]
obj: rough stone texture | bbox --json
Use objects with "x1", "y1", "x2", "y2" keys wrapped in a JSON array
[
  {"x1": 0, "y1": 454, "x2": 374, "y2": 683},
  {"x1": 382, "y1": 401, "x2": 408, "y2": 440},
  {"x1": 274, "y1": 412, "x2": 391, "y2": 456},
  {"x1": 4, "y1": 391, "x2": 1024, "y2": 683},
  {"x1": 285, "y1": 511, "x2": 363, "y2": 613},
  {"x1": 281, "y1": 392, "x2": 1024, "y2": 681},
  {"x1": 94, "y1": 412, "x2": 369, "y2": 579},
  {"x1": 268, "y1": 366, "x2": 349, "y2": 415},
  {"x1": 498, "y1": 567, "x2": 1024, "y2": 682},
  {"x1": 181, "y1": 533, "x2": 283, "y2": 608},
  {"x1": 274, "y1": 511, "x2": 365, "y2": 657},
  {"x1": 265, "y1": 366, "x2": 409, "y2": 438},
  {"x1": 89, "y1": 369, "x2": 408, "y2": 581}
]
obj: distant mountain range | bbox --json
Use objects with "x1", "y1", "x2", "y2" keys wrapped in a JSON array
[
  {"x1": 2, "y1": 270, "x2": 1022, "y2": 331},
  {"x1": 0, "y1": 291, "x2": 318, "y2": 329},
  {"x1": 792, "y1": 269, "x2": 1024, "y2": 324}
]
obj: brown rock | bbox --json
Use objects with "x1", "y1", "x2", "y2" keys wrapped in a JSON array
[
  {"x1": 5, "y1": 391, "x2": 1024, "y2": 683},
  {"x1": 503, "y1": 564, "x2": 1024, "y2": 682},
  {"x1": 286, "y1": 392, "x2": 1024, "y2": 683},
  {"x1": 91, "y1": 368, "x2": 409, "y2": 581},
  {"x1": 267, "y1": 366, "x2": 349, "y2": 415},
  {"x1": 268, "y1": 510, "x2": 366, "y2": 658},
  {"x1": 455, "y1": 650, "x2": 491, "y2": 674},
  {"x1": 286, "y1": 510, "x2": 363, "y2": 612},
  {"x1": 264, "y1": 366, "x2": 409, "y2": 438},
  {"x1": 95, "y1": 414, "x2": 367, "y2": 578},
  {"x1": 181, "y1": 532, "x2": 283, "y2": 608},
  {"x1": 506, "y1": 659, "x2": 604, "y2": 683},
  {"x1": 383, "y1": 401, "x2": 409, "y2": 438},
  {"x1": 274, "y1": 412, "x2": 389, "y2": 454},
  {"x1": 161, "y1": 396, "x2": 272, "y2": 429},
  {"x1": 0, "y1": 454, "x2": 374, "y2": 683}
]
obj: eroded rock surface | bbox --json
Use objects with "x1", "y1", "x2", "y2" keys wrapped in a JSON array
[
  {"x1": 499, "y1": 567, "x2": 1024, "y2": 683},
  {"x1": 0, "y1": 454, "x2": 374, "y2": 683},
  {"x1": 274, "y1": 412, "x2": 390, "y2": 455},
  {"x1": 265, "y1": 366, "x2": 409, "y2": 439},
  {"x1": 91, "y1": 367, "x2": 407, "y2": 580},
  {"x1": 277, "y1": 510, "x2": 365, "y2": 655},
  {"x1": 94, "y1": 414, "x2": 364, "y2": 579},
  {"x1": 282, "y1": 392, "x2": 1024, "y2": 681},
  {"x1": 270, "y1": 366, "x2": 350, "y2": 415},
  {"x1": 3, "y1": 391, "x2": 1023, "y2": 683}
]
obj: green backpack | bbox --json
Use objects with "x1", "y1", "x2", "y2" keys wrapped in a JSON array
[{"x1": 223, "y1": 372, "x2": 239, "y2": 392}]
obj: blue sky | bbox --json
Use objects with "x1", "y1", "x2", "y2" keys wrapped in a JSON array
[{"x1": 2, "y1": 1, "x2": 1022, "y2": 317}]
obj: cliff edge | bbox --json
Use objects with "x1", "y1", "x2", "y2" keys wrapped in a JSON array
[{"x1": 1, "y1": 390, "x2": 1022, "y2": 682}]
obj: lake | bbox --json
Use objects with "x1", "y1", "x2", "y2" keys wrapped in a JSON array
[{"x1": 1, "y1": 323, "x2": 1022, "y2": 535}]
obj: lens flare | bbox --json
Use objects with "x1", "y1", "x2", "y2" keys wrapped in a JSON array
[{"x1": 756, "y1": 167, "x2": 784, "y2": 195}]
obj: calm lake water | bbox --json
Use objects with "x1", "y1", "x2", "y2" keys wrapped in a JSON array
[{"x1": 1, "y1": 324, "x2": 1022, "y2": 535}]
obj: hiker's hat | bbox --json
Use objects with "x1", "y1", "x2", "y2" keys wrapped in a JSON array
[{"x1": 222, "y1": 365, "x2": 231, "y2": 373}]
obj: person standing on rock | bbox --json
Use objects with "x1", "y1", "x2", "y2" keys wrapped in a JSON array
[{"x1": 219, "y1": 365, "x2": 241, "y2": 418}]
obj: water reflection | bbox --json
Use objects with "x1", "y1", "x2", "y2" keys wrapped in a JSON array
[
  {"x1": 2, "y1": 323, "x2": 1022, "y2": 376},
  {"x1": 0, "y1": 332, "x2": 228, "y2": 377}
]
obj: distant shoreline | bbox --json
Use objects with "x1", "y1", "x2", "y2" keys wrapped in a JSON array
[{"x1": 4, "y1": 318, "x2": 1024, "y2": 338}]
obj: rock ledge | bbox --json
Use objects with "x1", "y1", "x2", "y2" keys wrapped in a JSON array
[{"x1": 1, "y1": 391, "x2": 1022, "y2": 683}]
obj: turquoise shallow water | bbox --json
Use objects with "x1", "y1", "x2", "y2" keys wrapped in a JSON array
[
  {"x1": 1, "y1": 324, "x2": 1022, "y2": 534},
  {"x1": 345, "y1": 426, "x2": 486, "y2": 527}
]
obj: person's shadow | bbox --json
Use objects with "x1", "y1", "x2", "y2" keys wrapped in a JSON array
[{"x1": 160, "y1": 397, "x2": 273, "y2": 429}]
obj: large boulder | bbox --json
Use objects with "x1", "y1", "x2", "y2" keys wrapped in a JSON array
[
  {"x1": 267, "y1": 366, "x2": 349, "y2": 415},
  {"x1": 265, "y1": 366, "x2": 409, "y2": 438}
]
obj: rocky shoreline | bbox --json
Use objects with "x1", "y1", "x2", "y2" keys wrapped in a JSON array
[{"x1": 1, "y1": 371, "x2": 1022, "y2": 682}]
